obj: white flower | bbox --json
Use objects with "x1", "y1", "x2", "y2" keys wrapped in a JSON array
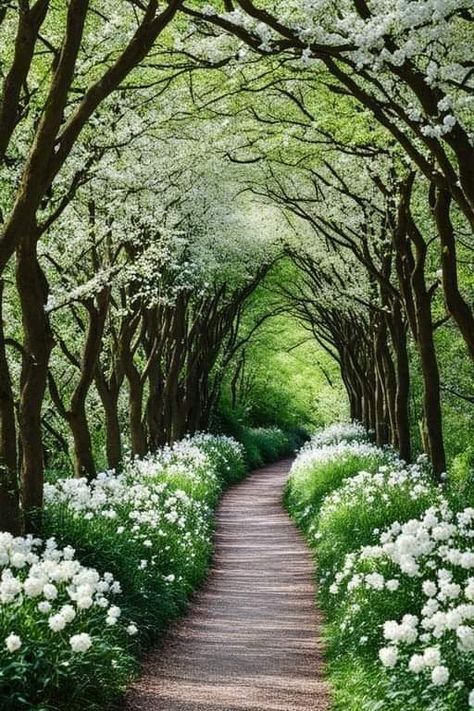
[
  {"x1": 127, "y1": 624, "x2": 138, "y2": 636},
  {"x1": 24, "y1": 577, "x2": 44, "y2": 598},
  {"x1": 5, "y1": 633, "x2": 21, "y2": 653},
  {"x1": 10, "y1": 552, "x2": 26, "y2": 568},
  {"x1": 43, "y1": 583, "x2": 58, "y2": 600},
  {"x1": 76, "y1": 596, "x2": 93, "y2": 610},
  {"x1": 469, "y1": 690, "x2": 474, "y2": 707},
  {"x1": 69, "y1": 633, "x2": 92, "y2": 653},
  {"x1": 48, "y1": 613, "x2": 67, "y2": 632},
  {"x1": 422, "y1": 580, "x2": 437, "y2": 597},
  {"x1": 379, "y1": 646, "x2": 398, "y2": 668},
  {"x1": 60, "y1": 604, "x2": 76, "y2": 623},
  {"x1": 423, "y1": 646, "x2": 441, "y2": 668},
  {"x1": 366, "y1": 572, "x2": 385, "y2": 590},
  {"x1": 408, "y1": 654, "x2": 425, "y2": 674},
  {"x1": 457, "y1": 626, "x2": 474, "y2": 652},
  {"x1": 38, "y1": 600, "x2": 52, "y2": 614},
  {"x1": 431, "y1": 665, "x2": 450, "y2": 686}
]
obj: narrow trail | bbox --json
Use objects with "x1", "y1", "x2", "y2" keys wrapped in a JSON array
[{"x1": 124, "y1": 459, "x2": 330, "y2": 711}]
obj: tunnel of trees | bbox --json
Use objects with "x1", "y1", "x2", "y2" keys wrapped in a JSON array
[{"x1": 0, "y1": 0, "x2": 472, "y2": 535}]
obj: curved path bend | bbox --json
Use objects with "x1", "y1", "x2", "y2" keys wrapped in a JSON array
[{"x1": 124, "y1": 459, "x2": 330, "y2": 711}]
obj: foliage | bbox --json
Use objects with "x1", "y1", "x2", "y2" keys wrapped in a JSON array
[
  {"x1": 218, "y1": 284, "x2": 348, "y2": 434},
  {"x1": 1, "y1": 434, "x2": 245, "y2": 710},
  {"x1": 286, "y1": 435, "x2": 393, "y2": 519},
  {"x1": 285, "y1": 423, "x2": 474, "y2": 711},
  {"x1": 237, "y1": 426, "x2": 295, "y2": 469},
  {"x1": 0, "y1": 534, "x2": 135, "y2": 710}
]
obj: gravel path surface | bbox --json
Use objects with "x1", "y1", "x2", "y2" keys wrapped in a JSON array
[{"x1": 123, "y1": 459, "x2": 330, "y2": 711}]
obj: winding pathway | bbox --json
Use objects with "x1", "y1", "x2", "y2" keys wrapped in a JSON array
[{"x1": 124, "y1": 459, "x2": 330, "y2": 711}]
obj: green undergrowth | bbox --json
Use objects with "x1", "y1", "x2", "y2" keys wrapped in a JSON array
[
  {"x1": 0, "y1": 424, "x2": 293, "y2": 710},
  {"x1": 284, "y1": 423, "x2": 474, "y2": 711},
  {"x1": 238, "y1": 425, "x2": 304, "y2": 468}
]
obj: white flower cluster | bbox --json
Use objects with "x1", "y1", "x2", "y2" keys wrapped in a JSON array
[
  {"x1": 0, "y1": 532, "x2": 127, "y2": 656},
  {"x1": 288, "y1": 421, "x2": 474, "y2": 707},
  {"x1": 334, "y1": 503, "x2": 474, "y2": 704},
  {"x1": 319, "y1": 456, "x2": 436, "y2": 521},
  {"x1": 286, "y1": 426, "x2": 391, "y2": 533},
  {"x1": 290, "y1": 438, "x2": 385, "y2": 482},
  {"x1": 307, "y1": 421, "x2": 369, "y2": 448},
  {"x1": 46, "y1": 442, "x2": 209, "y2": 514},
  {"x1": 44, "y1": 434, "x2": 243, "y2": 581},
  {"x1": 200, "y1": 1, "x2": 473, "y2": 140},
  {"x1": 1, "y1": 433, "x2": 244, "y2": 705}
]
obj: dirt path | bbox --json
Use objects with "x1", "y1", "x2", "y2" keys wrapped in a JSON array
[{"x1": 124, "y1": 459, "x2": 330, "y2": 711}]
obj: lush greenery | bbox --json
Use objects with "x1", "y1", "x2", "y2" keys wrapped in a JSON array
[
  {"x1": 0, "y1": 3, "x2": 472, "y2": 710},
  {"x1": 0, "y1": 433, "x2": 256, "y2": 710},
  {"x1": 286, "y1": 423, "x2": 474, "y2": 711},
  {"x1": 1, "y1": 0, "x2": 473, "y2": 535}
]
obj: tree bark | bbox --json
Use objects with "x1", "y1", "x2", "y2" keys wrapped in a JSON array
[
  {"x1": 387, "y1": 298, "x2": 411, "y2": 462},
  {"x1": 16, "y1": 230, "x2": 54, "y2": 532},
  {"x1": 0, "y1": 281, "x2": 20, "y2": 533},
  {"x1": 95, "y1": 380, "x2": 122, "y2": 471},
  {"x1": 67, "y1": 407, "x2": 96, "y2": 479},
  {"x1": 394, "y1": 176, "x2": 446, "y2": 477},
  {"x1": 0, "y1": 0, "x2": 49, "y2": 164},
  {"x1": 128, "y1": 375, "x2": 147, "y2": 457},
  {"x1": 432, "y1": 187, "x2": 474, "y2": 359}
]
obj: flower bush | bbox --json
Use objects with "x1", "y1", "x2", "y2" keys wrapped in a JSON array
[
  {"x1": 316, "y1": 456, "x2": 440, "y2": 596},
  {"x1": 286, "y1": 432, "x2": 393, "y2": 530},
  {"x1": 0, "y1": 533, "x2": 134, "y2": 709},
  {"x1": 309, "y1": 421, "x2": 369, "y2": 447},
  {"x1": 1, "y1": 433, "x2": 246, "y2": 710},
  {"x1": 285, "y1": 422, "x2": 474, "y2": 711},
  {"x1": 332, "y1": 502, "x2": 474, "y2": 710},
  {"x1": 43, "y1": 434, "x2": 245, "y2": 637}
]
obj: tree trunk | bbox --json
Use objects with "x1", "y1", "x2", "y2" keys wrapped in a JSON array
[
  {"x1": 103, "y1": 392, "x2": 122, "y2": 471},
  {"x1": 393, "y1": 175, "x2": 445, "y2": 476},
  {"x1": 433, "y1": 188, "x2": 474, "y2": 359},
  {"x1": 16, "y1": 231, "x2": 54, "y2": 532},
  {"x1": 374, "y1": 321, "x2": 391, "y2": 446},
  {"x1": 413, "y1": 293, "x2": 446, "y2": 477},
  {"x1": 382, "y1": 348, "x2": 398, "y2": 449},
  {"x1": 389, "y1": 301, "x2": 411, "y2": 462},
  {"x1": 407, "y1": 201, "x2": 446, "y2": 477},
  {"x1": 128, "y1": 375, "x2": 147, "y2": 457},
  {"x1": 67, "y1": 407, "x2": 96, "y2": 479},
  {"x1": 0, "y1": 282, "x2": 20, "y2": 533}
]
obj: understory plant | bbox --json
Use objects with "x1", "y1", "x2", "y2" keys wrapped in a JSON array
[
  {"x1": 1, "y1": 434, "x2": 245, "y2": 710},
  {"x1": 237, "y1": 426, "x2": 296, "y2": 469},
  {"x1": 0, "y1": 534, "x2": 135, "y2": 709},
  {"x1": 285, "y1": 422, "x2": 474, "y2": 711}
]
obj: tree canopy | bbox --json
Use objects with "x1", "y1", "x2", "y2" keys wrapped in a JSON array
[{"x1": 0, "y1": 0, "x2": 472, "y2": 534}]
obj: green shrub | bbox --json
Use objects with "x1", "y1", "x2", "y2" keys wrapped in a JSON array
[
  {"x1": 314, "y1": 458, "x2": 439, "y2": 601},
  {"x1": 286, "y1": 425, "x2": 474, "y2": 711},
  {"x1": 0, "y1": 535, "x2": 136, "y2": 710},
  {"x1": 1, "y1": 434, "x2": 246, "y2": 710},
  {"x1": 285, "y1": 442, "x2": 392, "y2": 530},
  {"x1": 239, "y1": 426, "x2": 294, "y2": 467},
  {"x1": 285, "y1": 425, "x2": 474, "y2": 711},
  {"x1": 449, "y1": 446, "x2": 474, "y2": 505}
]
